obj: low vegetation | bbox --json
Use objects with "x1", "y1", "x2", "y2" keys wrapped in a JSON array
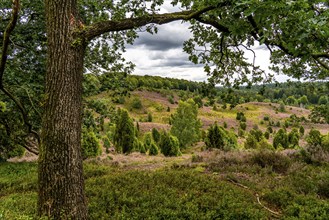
[{"x1": 2, "y1": 148, "x2": 329, "y2": 219}]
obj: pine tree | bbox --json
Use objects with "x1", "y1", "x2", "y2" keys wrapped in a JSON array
[
  {"x1": 205, "y1": 123, "x2": 237, "y2": 150},
  {"x1": 159, "y1": 132, "x2": 181, "y2": 156},
  {"x1": 273, "y1": 129, "x2": 289, "y2": 149},
  {"x1": 113, "y1": 109, "x2": 135, "y2": 154}
]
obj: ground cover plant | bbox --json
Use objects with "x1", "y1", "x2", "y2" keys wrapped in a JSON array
[{"x1": 2, "y1": 148, "x2": 329, "y2": 219}]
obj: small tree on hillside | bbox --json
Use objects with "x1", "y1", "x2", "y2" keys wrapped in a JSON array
[
  {"x1": 205, "y1": 123, "x2": 237, "y2": 151},
  {"x1": 81, "y1": 128, "x2": 101, "y2": 159},
  {"x1": 149, "y1": 142, "x2": 159, "y2": 156},
  {"x1": 288, "y1": 128, "x2": 300, "y2": 148},
  {"x1": 273, "y1": 128, "x2": 289, "y2": 149},
  {"x1": 170, "y1": 99, "x2": 202, "y2": 148},
  {"x1": 113, "y1": 109, "x2": 135, "y2": 154},
  {"x1": 152, "y1": 128, "x2": 161, "y2": 143},
  {"x1": 159, "y1": 131, "x2": 181, "y2": 157}
]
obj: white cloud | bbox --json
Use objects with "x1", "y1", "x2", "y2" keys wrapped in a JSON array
[{"x1": 123, "y1": 2, "x2": 290, "y2": 83}]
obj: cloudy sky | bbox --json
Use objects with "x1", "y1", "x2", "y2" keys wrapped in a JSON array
[{"x1": 123, "y1": 1, "x2": 287, "y2": 83}]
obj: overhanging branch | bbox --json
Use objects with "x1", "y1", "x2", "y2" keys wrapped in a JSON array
[
  {"x1": 84, "y1": 6, "x2": 216, "y2": 41},
  {"x1": 0, "y1": 0, "x2": 19, "y2": 81}
]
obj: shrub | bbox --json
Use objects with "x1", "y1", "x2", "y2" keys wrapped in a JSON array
[
  {"x1": 251, "y1": 150, "x2": 291, "y2": 173},
  {"x1": 273, "y1": 129, "x2": 288, "y2": 149},
  {"x1": 139, "y1": 142, "x2": 146, "y2": 154},
  {"x1": 113, "y1": 109, "x2": 135, "y2": 153},
  {"x1": 306, "y1": 128, "x2": 322, "y2": 146},
  {"x1": 276, "y1": 121, "x2": 281, "y2": 127},
  {"x1": 236, "y1": 112, "x2": 243, "y2": 121},
  {"x1": 249, "y1": 129, "x2": 263, "y2": 142},
  {"x1": 82, "y1": 129, "x2": 101, "y2": 159},
  {"x1": 147, "y1": 112, "x2": 153, "y2": 122},
  {"x1": 267, "y1": 126, "x2": 273, "y2": 134},
  {"x1": 159, "y1": 132, "x2": 181, "y2": 156},
  {"x1": 223, "y1": 121, "x2": 228, "y2": 128},
  {"x1": 299, "y1": 126, "x2": 305, "y2": 136},
  {"x1": 143, "y1": 132, "x2": 153, "y2": 149},
  {"x1": 193, "y1": 95, "x2": 203, "y2": 108},
  {"x1": 263, "y1": 115, "x2": 270, "y2": 121},
  {"x1": 191, "y1": 154, "x2": 203, "y2": 162},
  {"x1": 152, "y1": 128, "x2": 161, "y2": 143},
  {"x1": 238, "y1": 128, "x2": 245, "y2": 137},
  {"x1": 102, "y1": 136, "x2": 111, "y2": 153},
  {"x1": 288, "y1": 128, "x2": 300, "y2": 148},
  {"x1": 301, "y1": 131, "x2": 329, "y2": 163},
  {"x1": 131, "y1": 97, "x2": 142, "y2": 109},
  {"x1": 149, "y1": 142, "x2": 159, "y2": 156},
  {"x1": 168, "y1": 95, "x2": 175, "y2": 104},
  {"x1": 263, "y1": 188, "x2": 295, "y2": 208},
  {"x1": 205, "y1": 123, "x2": 237, "y2": 151},
  {"x1": 258, "y1": 139, "x2": 274, "y2": 150},
  {"x1": 279, "y1": 101, "x2": 286, "y2": 112},
  {"x1": 239, "y1": 122, "x2": 247, "y2": 130},
  {"x1": 264, "y1": 131, "x2": 270, "y2": 139},
  {"x1": 240, "y1": 115, "x2": 247, "y2": 122},
  {"x1": 244, "y1": 133, "x2": 259, "y2": 149}
]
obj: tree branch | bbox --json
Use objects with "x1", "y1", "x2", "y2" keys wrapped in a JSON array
[
  {"x1": 0, "y1": 0, "x2": 40, "y2": 154},
  {"x1": 246, "y1": 15, "x2": 329, "y2": 70},
  {"x1": 84, "y1": 6, "x2": 216, "y2": 41},
  {"x1": 0, "y1": 0, "x2": 19, "y2": 81}
]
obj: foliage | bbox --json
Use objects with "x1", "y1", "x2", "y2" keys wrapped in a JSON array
[
  {"x1": 307, "y1": 128, "x2": 322, "y2": 147},
  {"x1": 113, "y1": 109, "x2": 135, "y2": 154},
  {"x1": 302, "y1": 129, "x2": 329, "y2": 163},
  {"x1": 151, "y1": 128, "x2": 160, "y2": 143},
  {"x1": 182, "y1": 1, "x2": 329, "y2": 86},
  {"x1": 273, "y1": 129, "x2": 289, "y2": 149},
  {"x1": 288, "y1": 128, "x2": 300, "y2": 148},
  {"x1": 244, "y1": 133, "x2": 259, "y2": 149},
  {"x1": 158, "y1": 132, "x2": 181, "y2": 157},
  {"x1": 309, "y1": 104, "x2": 329, "y2": 124},
  {"x1": 205, "y1": 123, "x2": 237, "y2": 151},
  {"x1": 81, "y1": 129, "x2": 101, "y2": 159},
  {"x1": 148, "y1": 142, "x2": 159, "y2": 156},
  {"x1": 143, "y1": 132, "x2": 153, "y2": 150},
  {"x1": 279, "y1": 101, "x2": 286, "y2": 112},
  {"x1": 102, "y1": 136, "x2": 111, "y2": 150},
  {"x1": 264, "y1": 131, "x2": 270, "y2": 139},
  {"x1": 193, "y1": 95, "x2": 203, "y2": 108},
  {"x1": 299, "y1": 126, "x2": 305, "y2": 137},
  {"x1": 170, "y1": 99, "x2": 202, "y2": 148},
  {"x1": 239, "y1": 121, "x2": 247, "y2": 131},
  {"x1": 236, "y1": 112, "x2": 245, "y2": 121},
  {"x1": 147, "y1": 112, "x2": 153, "y2": 122},
  {"x1": 251, "y1": 150, "x2": 291, "y2": 174},
  {"x1": 131, "y1": 97, "x2": 143, "y2": 109}
]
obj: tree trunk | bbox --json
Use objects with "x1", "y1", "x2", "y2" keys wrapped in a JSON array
[{"x1": 38, "y1": 0, "x2": 87, "y2": 219}]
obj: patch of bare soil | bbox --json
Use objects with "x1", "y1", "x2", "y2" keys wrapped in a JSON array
[
  {"x1": 95, "y1": 152, "x2": 191, "y2": 171},
  {"x1": 246, "y1": 102, "x2": 310, "y2": 120},
  {"x1": 133, "y1": 90, "x2": 177, "y2": 108},
  {"x1": 7, "y1": 151, "x2": 38, "y2": 162},
  {"x1": 138, "y1": 122, "x2": 171, "y2": 133}
]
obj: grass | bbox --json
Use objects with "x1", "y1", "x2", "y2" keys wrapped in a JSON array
[{"x1": 1, "y1": 151, "x2": 329, "y2": 219}]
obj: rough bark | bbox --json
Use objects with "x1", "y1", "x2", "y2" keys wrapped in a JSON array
[{"x1": 38, "y1": 0, "x2": 87, "y2": 219}]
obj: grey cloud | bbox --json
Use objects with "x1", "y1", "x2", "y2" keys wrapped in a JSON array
[{"x1": 130, "y1": 21, "x2": 191, "y2": 51}]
